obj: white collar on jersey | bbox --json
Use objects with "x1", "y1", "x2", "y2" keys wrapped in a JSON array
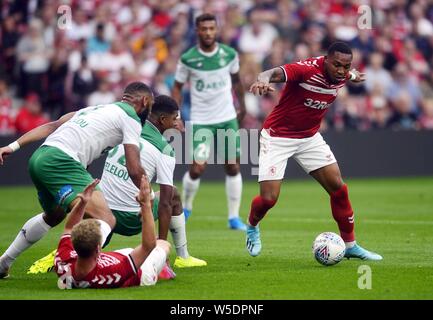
[{"x1": 198, "y1": 43, "x2": 219, "y2": 57}]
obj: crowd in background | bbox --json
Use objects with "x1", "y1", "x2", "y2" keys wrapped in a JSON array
[{"x1": 1, "y1": 0, "x2": 433, "y2": 135}]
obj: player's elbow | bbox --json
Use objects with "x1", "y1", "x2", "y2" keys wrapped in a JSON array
[{"x1": 141, "y1": 237, "x2": 157, "y2": 255}]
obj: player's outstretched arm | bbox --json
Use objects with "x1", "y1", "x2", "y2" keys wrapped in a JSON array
[
  {"x1": 129, "y1": 175, "x2": 157, "y2": 268},
  {"x1": 63, "y1": 179, "x2": 100, "y2": 234},
  {"x1": 0, "y1": 112, "x2": 75, "y2": 165},
  {"x1": 249, "y1": 67, "x2": 285, "y2": 96}
]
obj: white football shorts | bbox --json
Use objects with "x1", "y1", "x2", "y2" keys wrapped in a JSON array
[
  {"x1": 115, "y1": 246, "x2": 167, "y2": 286},
  {"x1": 139, "y1": 246, "x2": 167, "y2": 286},
  {"x1": 258, "y1": 129, "x2": 337, "y2": 182}
]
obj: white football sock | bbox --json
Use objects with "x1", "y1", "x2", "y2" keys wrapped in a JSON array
[
  {"x1": 96, "y1": 219, "x2": 112, "y2": 246},
  {"x1": 182, "y1": 171, "x2": 200, "y2": 211},
  {"x1": 1, "y1": 213, "x2": 51, "y2": 268},
  {"x1": 345, "y1": 241, "x2": 356, "y2": 248},
  {"x1": 169, "y1": 213, "x2": 189, "y2": 258},
  {"x1": 226, "y1": 173, "x2": 243, "y2": 219}
]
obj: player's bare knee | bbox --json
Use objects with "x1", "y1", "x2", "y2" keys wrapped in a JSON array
[
  {"x1": 260, "y1": 188, "x2": 280, "y2": 203},
  {"x1": 328, "y1": 177, "x2": 345, "y2": 194},
  {"x1": 44, "y1": 208, "x2": 66, "y2": 227},
  {"x1": 172, "y1": 187, "x2": 181, "y2": 203},
  {"x1": 171, "y1": 188, "x2": 182, "y2": 213},
  {"x1": 190, "y1": 163, "x2": 206, "y2": 178}
]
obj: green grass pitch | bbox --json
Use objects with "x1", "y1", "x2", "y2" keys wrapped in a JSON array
[{"x1": 0, "y1": 176, "x2": 432, "y2": 300}]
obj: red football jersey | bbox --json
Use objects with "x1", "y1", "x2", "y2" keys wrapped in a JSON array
[
  {"x1": 55, "y1": 234, "x2": 142, "y2": 289},
  {"x1": 263, "y1": 56, "x2": 347, "y2": 138}
]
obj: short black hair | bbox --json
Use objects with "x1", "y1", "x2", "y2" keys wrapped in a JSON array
[
  {"x1": 195, "y1": 13, "x2": 217, "y2": 27},
  {"x1": 123, "y1": 82, "x2": 152, "y2": 97},
  {"x1": 327, "y1": 42, "x2": 352, "y2": 56},
  {"x1": 152, "y1": 95, "x2": 179, "y2": 115}
]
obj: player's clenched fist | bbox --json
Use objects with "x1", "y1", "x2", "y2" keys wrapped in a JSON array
[{"x1": 249, "y1": 81, "x2": 275, "y2": 96}]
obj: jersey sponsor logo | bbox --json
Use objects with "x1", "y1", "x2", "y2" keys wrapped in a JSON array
[
  {"x1": 186, "y1": 57, "x2": 204, "y2": 63},
  {"x1": 303, "y1": 98, "x2": 329, "y2": 110},
  {"x1": 299, "y1": 83, "x2": 337, "y2": 95},
  {"x1": 195, "y1": 79, "x2": 228, "y2": 92},
  {"x1": 56, "y1": 185, "x2": 74, "y2": 206},
  {"x1": 104, "y1": 161, "x2": 129, "y2": 181}
]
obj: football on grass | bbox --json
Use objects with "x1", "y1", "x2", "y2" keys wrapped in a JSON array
[{"x1": 312, "y1": 232, "x2": 346, "y2": 266}]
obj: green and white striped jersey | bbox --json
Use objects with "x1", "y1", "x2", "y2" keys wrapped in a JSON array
[{"x1": 175, "y1": 43, "x2": 239, "y2": 125}]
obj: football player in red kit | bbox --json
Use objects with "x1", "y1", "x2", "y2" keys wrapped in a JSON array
[
  {"x1": 246, "y1": 42, "x2": 382, "y2": 260},
  {"x1": 55, "y1": 176, "x2": 171, "y2": 289}
]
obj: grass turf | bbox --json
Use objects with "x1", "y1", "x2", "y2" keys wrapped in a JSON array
[{"x1": 0, "y1": 176, "x2": 432, "y2": 300}]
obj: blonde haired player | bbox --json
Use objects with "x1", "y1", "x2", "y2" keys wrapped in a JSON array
[{"x1": 55, "y1": 176, "x2": 170, "y2": 289}]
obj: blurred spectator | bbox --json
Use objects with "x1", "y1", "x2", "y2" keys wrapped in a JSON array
[
  {"x1": 86, "y1": 23, "x2": 111, "y2": 55},
  {"x1": 88, "y1": 80, "x2": 116, "y2": 106},
  {"x1": 369, "y1": 88, "x2": 391, "y2": 130},
  {"x1": 46, "y1": 41, "x2": 69, "y2": 119},
  {"x1": 409, "y1": 2, "x2": 433, "y2": 37},
  {"x1": 364, "y1": 52, "x2": 393, "y2": 94},
  {"x1": 16, "y1": 18, "x2": 52, "y2": 99},
  {"x1": 387, "y1": 92, "x2": 419, "y2": 130},
  {"x1": 240, "y1": 53, "x2": 262, "y2": 129},
  {"x1": 72, "y1": 57, "x2": 97, "y2": 110},
  {"x1": 238, "y1": 8, "x2": 278, "y2": 64},
  {"x1": 387, "y1": 62, "x2": 423, "y2": 114},
  {"x1": 0, "y1": 78, "x2": 15, "y2": 135},
  {"x1": 1, "y1": 16, "x2": 21, "y2": 83},
  {"x1": 88, "y1": 37, "x2": 135, "y2": 83},
  {"x1": 15, "y1": 93, "x2": 49, "y2": 134},
  {"x1": 419, "y1": 100, "x2": 433, "y2": 130},
  {"x1": 65, "y1": 9, "x2": 93, "y2": 41},
  {"x1": 68, "y1": 38, "x2": 88, "y2": 73}
]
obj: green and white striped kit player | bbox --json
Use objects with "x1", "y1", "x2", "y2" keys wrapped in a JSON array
[
  {"x1": 175, "y1": 43, "x2": 241, "y2": 162},
  {"x1": 29, "y1": 102, "x2": 142, "y2": 212},
  {"x1": 176, "y1": 40, "x2": 246, "y2": 231},
  {"x1": 100, "y1": 120, "x2": 207, "y2": 268},
  {"x1": 100, "y1": 120, "x2": 176, "y2": 236}
]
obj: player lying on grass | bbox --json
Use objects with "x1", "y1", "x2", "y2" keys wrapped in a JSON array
[
  {"x1": 55, "y1": 176, "x2": 170, "y2": 289},
  {"x1": 0, "y1": 82, "x2": 152, "y2": 279},
  {"x1": 30, "y1": 96, "x2": 206, "y2": 278},
  {"x1": 245, "y1": 42, "x2": 382, "y2": 260}
]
